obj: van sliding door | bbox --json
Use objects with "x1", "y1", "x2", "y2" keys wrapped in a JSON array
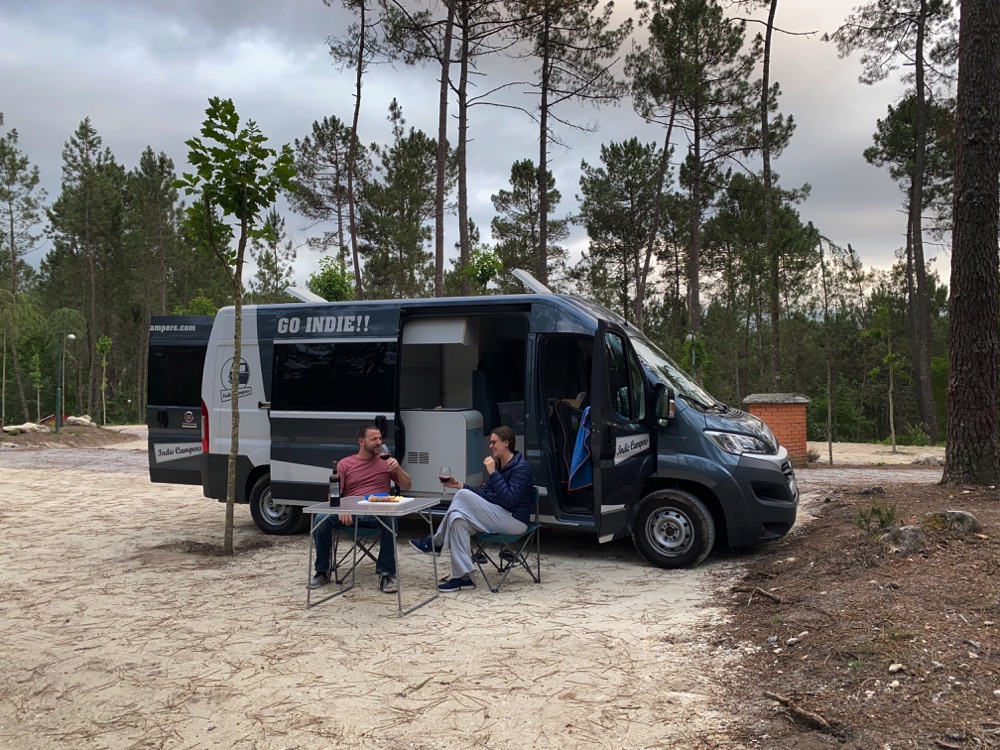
[{"x1": 590, "y1": 321, "x2": 654, "y2": 541}]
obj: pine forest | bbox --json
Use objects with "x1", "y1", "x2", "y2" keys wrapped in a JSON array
[{"x1": 0, "y1": 0, "x2": 992, "y2": 460}]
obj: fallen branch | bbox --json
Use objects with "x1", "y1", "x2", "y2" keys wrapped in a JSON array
[
  {"x1": 763, "y1": 691, "x2": 831, "y2": 731},
  {"x1": 733, "y1": 586, "x2": 783, "y2": 604}
]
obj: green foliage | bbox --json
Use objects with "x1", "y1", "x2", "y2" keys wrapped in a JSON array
[
  {"x1": 490, "y1": 159, "x2": 569, "y2": 293},
  {"x1": 878, "y1": 424, "x2": 931, "y2": 447},
  {"x1": 247, "y1": 208, "x2": 297, "y2": 304},
  {"x1": 573, "y1": 138, "x2": 662, "y2": 323},
  {"x1": 174, "y1": 96, "x2": 297, "y2": 272},
  {"x1": 462, "y1": 248, "x2": 503, "y2": 289},
  {"x1": 856, "y1": 498, "x2": 898, "y2": 537},
  {"x1": 307, "y1": 256, "x2": 354, "y2": 302},
  {"x1": 172, "y1": 290, "x2": 218, "y2": 316},
  {"x1": 356, "y1": 99, "x2": 443, "y2": 299}
]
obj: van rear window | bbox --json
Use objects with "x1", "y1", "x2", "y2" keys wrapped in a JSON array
[
  {"x1": 271, "y1": 341, "x2": 397, "y2": 412},
  {"x1": 148, "y1": 345, "x2": 206, "y2": 407}
]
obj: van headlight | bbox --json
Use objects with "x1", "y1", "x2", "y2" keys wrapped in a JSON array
[{"x1": 706, "y1": 430, "x2": 775, "y2": 455}]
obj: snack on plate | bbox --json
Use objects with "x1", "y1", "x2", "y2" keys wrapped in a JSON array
[{"x1": 367, "y1": 494, "x2": 401, "y2": 503}]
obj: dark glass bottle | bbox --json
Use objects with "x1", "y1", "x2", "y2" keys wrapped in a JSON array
[{"x1": 329, "y1": 460, "x2": 340, "y2": 507}]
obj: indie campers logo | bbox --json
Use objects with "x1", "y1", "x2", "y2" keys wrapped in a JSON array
[
  {"x1": 220, "y1": 357, "x2": 252, "y2": 403},
  {"x1": 614, "y1": 433, "x2": 651, "y2": 465}
]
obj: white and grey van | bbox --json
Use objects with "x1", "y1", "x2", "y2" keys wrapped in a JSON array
[{"x1": 148, "y1": 281, "x2": 798, "y2": 568}]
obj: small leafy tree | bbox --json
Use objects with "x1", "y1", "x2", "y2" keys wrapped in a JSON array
[
  {"x1": 97, "y1": 335, "x2": 112, "y2": 425},
  {"x1": 307, "y1": 256, "x2": 355, "y2": 302},
  {"x1": 175, "y1": 97, "x2": 296, "y2": 555},
  {"x1": 172, "y1": 290, "x2": 219, "y2": 316}
]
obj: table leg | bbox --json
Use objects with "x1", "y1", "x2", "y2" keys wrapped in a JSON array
[
  {"x1": 306, "y1": 513, "x2": 357, "y2": 609},
  {"x1": 373, "y1": 513, "x2": 439, "y2": 617}
]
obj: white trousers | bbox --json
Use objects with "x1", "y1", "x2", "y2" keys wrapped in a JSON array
[{"x1": 433, "y1": 489, "x2": 528, "y2": 578}]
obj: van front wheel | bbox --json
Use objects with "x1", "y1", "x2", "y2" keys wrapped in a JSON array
[
  {"x1": 632, "y1": 490, "x2": 715, "y2": 568},
  {"x1": 249, "y1": 475, "x2": 305, "y2": 535}
]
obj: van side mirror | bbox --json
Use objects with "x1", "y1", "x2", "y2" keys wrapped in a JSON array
[{"x1": 653, "y1": 385, "x2": 676, "y2": 427}]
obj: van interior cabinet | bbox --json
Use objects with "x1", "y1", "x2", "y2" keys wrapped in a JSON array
[{"x1": 399, "y1": 409, "x2": 484, "y2": 495}]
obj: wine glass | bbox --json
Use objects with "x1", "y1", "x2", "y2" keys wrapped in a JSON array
[
  {"x1": 438, "y1": 465, "x2": 452, "y2": 484},
  {"x1": 379, "y1": 444, "x2": 391, "y2": 462}
]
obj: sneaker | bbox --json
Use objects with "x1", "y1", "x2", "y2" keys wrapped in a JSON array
[
  {"x1": 410, "y1": 537, "x2": 442, "y2": 555},
  {"x1": 379, "y1": 572, "x2": 398, "y2": 594},
  {"x1": 437, "y1": 576, "x2": 476, "y2": 592},
  {"x1": 309, "y1": 571, "x2": 330, "y2": 589}
]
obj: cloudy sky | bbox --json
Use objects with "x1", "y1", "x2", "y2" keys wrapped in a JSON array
[{"x1": 1, "y1": 0, "x2": 950, "y2": 289}]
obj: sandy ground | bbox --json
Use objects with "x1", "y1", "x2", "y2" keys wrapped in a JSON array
[{"x1": 0, "y1": 435, "x2": 946, "y2": 750}]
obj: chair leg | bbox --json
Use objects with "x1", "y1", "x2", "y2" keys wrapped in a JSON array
[
  {"x1": 472, "y1": 532, "x2": 541, "y2": 593},
  {"x1": 332, "y1": 533, "x2": 379, "y2": 584}
]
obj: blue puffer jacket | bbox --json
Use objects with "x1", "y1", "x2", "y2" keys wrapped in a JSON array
[{"x1": 464, "y1": 451, "x2": 535, "y2": 525}]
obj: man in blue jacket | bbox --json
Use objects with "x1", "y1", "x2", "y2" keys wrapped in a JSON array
[{"x1": 410, "y1": 425, "x2": 534, "y2": 591}]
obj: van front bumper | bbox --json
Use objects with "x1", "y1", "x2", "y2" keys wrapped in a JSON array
[{"x1": 722, "y1": 451, "x2": 799, "y2": 547}]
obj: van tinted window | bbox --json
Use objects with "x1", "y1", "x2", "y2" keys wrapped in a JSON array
[
  {"x1": 148, "y1": 345, "x2": 206, "y2": 407},
  {"x1": 272, "y1": 341, "x2": 397, "y2": 412}
]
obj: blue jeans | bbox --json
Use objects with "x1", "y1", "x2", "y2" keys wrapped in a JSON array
[{"x1": 312, "y1": 514, "x2": 397, "y2": 575}]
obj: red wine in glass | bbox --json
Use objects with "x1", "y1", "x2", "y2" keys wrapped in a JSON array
[
  {"x1": 438, "y1": 465, "x2": 452, "y2": 483},
  {"x1": 379, "y1": 445, "x2": 391, "y2": 462}
]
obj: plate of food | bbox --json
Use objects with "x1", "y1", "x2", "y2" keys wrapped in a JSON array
[{"x1": 360, "y1": 494, "x2": 407, "y2": 503}]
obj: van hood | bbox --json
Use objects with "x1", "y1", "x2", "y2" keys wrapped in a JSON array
[{"x1": 685, "y1": 401, "x2": 778, "y2": 453}]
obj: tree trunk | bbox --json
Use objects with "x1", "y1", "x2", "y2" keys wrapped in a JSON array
[
  {"x1": 346, "y1": 0, "x2": 368, "y2": 300},
  {"x1": 942, "y1": 0, "x2": 1000, "y2": 485},
  {"x1": 762, "y1": 0, "x2": 781, "y2": 388},
  {"x1": 433, "y1": 0, "x2": 456, "y2": 298},
  {"x1": 457, "y1": 3, "x2": 471, "y2": 296},
  {"x1": 636, "y1": 99, "x2": 678, "y2": 331},
  {"x1": 537, "y1": 11, "x2": 551, "y2": 285},
  {"x1": 910, "y1": 0, "x2": 939, "y2": 442},
  {"x1": 225, "y1": 220, "x2": 248, "y2": 556},
  {"x1": 688, "y1": 144, "x2": 703, "y2": 334}
]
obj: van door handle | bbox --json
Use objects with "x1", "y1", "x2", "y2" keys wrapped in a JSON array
[
  {"x1": 258, "y1": 401, "x2": 271, "y2": 410},
  {"x1": 157, "y1": 409, "x2": 168, "y2": 428}
]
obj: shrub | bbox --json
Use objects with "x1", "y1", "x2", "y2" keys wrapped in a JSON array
[{"x1": 856, "y1": 498, "x2": 898, "y2": 537}]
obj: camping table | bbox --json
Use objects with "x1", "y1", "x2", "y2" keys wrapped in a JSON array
[{"x1": 304, "y1": 496, "x2": 440, "y2": 617}]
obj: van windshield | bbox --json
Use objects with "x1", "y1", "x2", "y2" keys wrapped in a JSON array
[{"x1": 630, "y1": 335, "x2": 718, "y2": 408}]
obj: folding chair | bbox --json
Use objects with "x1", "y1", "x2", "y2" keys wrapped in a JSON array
[
  {"x1": 331, "y1": 525, "x2": 381, "y2": 584},
  {"x1": 472, "y1": 487, "x2": 541, "y2": 593}
]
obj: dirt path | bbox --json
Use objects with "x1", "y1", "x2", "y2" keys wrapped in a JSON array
[{"x1": 0, "y1": 437, "x2": 945, "y2": 749}]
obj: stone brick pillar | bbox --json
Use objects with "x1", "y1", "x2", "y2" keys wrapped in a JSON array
[{"x1": 742, "y1": 393, "x2": 811, "y2": 467}]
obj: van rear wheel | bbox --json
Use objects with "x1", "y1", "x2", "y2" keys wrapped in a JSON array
[
  {"x1": 249, "y1": 475, "x2": 305, "y2": 535},
  {"x1": 632, "y1": 489, "x2": 715, "y2": 568}
]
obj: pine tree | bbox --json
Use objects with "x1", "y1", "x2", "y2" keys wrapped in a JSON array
[
  {"x1": 508, "y1": 0, "x2": 631, "y2": 284},
  {"x1": 357, "y1": 100, "x2": 446, "y2": 299},
  {"x1": 489, "y1": 159, "x2": 568, "y2": 293},
  {"x1": 0, "y1": 113, "x2": 47, "y2": 421},
  {"x1": 291, "y1": 115, "x2": 371, "y2": 267},
  {"x1": 827, "y1": 0, "x2": 958, "y2": 442},
  {"x1": 247, "y1": 208, "x2": 297, "y2": 304},
  {"x1": 575, "y1": 138, "x2": 663, "y2": 322}
]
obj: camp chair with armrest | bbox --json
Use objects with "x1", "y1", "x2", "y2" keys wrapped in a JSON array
[{"x1": 472, "y1": 487, "x2": 541, "y2": 593}]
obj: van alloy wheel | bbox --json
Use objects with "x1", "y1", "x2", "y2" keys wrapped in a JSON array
[
  {"x1": 248, "y1": 475, "x2": 305, "y2": 535},
  {"x1": 631, "y1": 489, "x2": 715, "y2": 569}
]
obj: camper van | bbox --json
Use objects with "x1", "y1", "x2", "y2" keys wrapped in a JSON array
[{"x1": 149, "y1": 281, "x2": 798, "y2": 568}]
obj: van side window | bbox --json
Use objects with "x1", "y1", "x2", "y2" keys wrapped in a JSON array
[
  {"x1": 604, "y1": 332, "x2": 645, "y2": 422},
  {"x1": 271, "y1": 341, "x2": 397, "y2": 412}
]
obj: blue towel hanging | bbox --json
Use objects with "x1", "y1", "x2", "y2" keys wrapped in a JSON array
[{"x1": 568, "y1": 406, "x2": 593, "y2": 490}]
